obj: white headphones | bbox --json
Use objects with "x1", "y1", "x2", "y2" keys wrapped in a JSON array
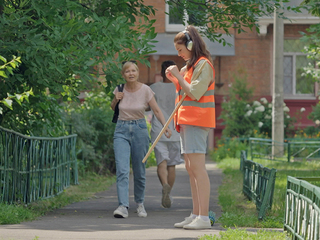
[{"x1": 183, "y1": 30, "x2": 193, "y2": 51}]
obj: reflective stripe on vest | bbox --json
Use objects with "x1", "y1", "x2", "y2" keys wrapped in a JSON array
[
  {"x1": 175, "y1": 57, "x2": 216, "y2": 129},
  {"x1": 178, "y1": 89, "x2": 215, "y2": 108}
]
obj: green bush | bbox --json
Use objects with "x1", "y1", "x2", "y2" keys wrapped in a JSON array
[
  {"x1": 211, "y1": 137, "x2": 247, "y2": 162},
  {"x1": 307, "y1": 102, "x2": 320, "y2": 135},
  {"x1": 63, "y1": 91, "x2": 116, "y2": 175},
  {"x1": 244, "y1": 98, "x2": 295, "y2": 138},
  {"x1": 219, "y1": 69, "x2": 256, "y2": 138},
  {"x1": 220, "y1": 68, "x2": 295, "y2": 139}
]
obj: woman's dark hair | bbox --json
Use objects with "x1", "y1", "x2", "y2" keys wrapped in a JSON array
[
  {"x1": 161, "y1": 60, "x2": 176, "y2": 80},
  {"x1": 174, "y1": 25, "x2": 212, "y2": 70}
]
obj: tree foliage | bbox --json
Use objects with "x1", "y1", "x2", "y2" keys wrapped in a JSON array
[
  {"x1": 166, "y1": 0, "x2": 303, "y2": 45},
  {"x1": 0, "y1": 55, "x2": 33, "y2": 115},
  {"x1": 0, "y1": 0, "x2": 156, "y2": 135},
  {"x1": 63, "y1": 91, "x2": 117, "y2": 175},
  {"x1": 0, "y1": 0, "x2": 307, "y2": 135},
  {"x1": 300, "y1": 0, "x2": 320, "y2": 81}
]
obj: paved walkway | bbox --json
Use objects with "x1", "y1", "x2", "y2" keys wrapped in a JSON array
[{"x1": 0, "y1": 157, "x2": 225, "y2": 240}]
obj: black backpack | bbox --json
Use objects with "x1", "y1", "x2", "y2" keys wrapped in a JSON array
[{"x1": 112, "y1": 84, "x2": 124, "y2": 123}]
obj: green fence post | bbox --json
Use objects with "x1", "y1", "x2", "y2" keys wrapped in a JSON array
[
  {"x1": 258, "y1": 168, "x2": 277, "y2": 220},
  {"x1": 287, "y1": 141, "x2": 290, "y2": 162},
  {"x1": 26, "y1": 139, "x2": 31, "y2": 204},
  {"x1": 250, "y1": 139, "x2": 253, "y2": 161}
]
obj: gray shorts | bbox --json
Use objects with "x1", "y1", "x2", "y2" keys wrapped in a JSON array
[
  {"x1": 154, "y1": 141, "x2": 184, "y2": 166},
  {"x1": 180, "y1": 125, "x2": 209, "y2": 154}
]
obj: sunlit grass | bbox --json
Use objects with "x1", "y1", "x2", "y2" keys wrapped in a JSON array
[
  {"x1": 199, "y1": 228, "x2": 288, "y2": 240},
  {"x1": 216, "y1": 157, "x2": 319, "y2": 228}
]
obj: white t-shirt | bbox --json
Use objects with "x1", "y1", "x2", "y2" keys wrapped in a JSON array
[
  {"x1": 149, "y1": 82, "x2": 180, "y2": 142},
  {"x1": 113, "y1": 84, "x2": 154, "y2": 121}
]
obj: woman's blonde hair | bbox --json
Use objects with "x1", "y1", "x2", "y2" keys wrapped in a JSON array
[
  {"x1": 121, "y1": 61, "x2": 139, "y2": 75},
  {"x1": 174, "y1": 25, "x2": 212, "y2": 70}
]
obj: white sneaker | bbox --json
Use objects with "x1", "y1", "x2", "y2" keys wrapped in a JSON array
[
  {"x1": 113, "y1": 205, "x2": 128, "y2": 218},
  {"x1": 137, "y1": 204, "x2": 147, "y2": 217},
  {"x1": 174, "y1": 216, "x2": 194, "y2": 228},
  {"x1": 183, "y1": 217, "x2": 211, "y2": 230}
]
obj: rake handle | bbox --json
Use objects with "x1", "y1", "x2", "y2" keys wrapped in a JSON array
[{"x1": 142, "y1": 93, "x2": 187, "y2": 163}]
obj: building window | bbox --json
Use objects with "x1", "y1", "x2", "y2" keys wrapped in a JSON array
[
  {"x1": 165, "y1": 1, "x2": 186, "y2": 32},
  {"x1": 165, "y1": 1, "x2": 207, "y2": 32},
  {"x1": 283, "y1": 39, "x2": 315, "y2": 97}
]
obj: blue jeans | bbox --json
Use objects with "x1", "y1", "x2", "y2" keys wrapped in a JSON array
[{"x1": 113, "y1": 119, "x2": 150, "y2": 208}]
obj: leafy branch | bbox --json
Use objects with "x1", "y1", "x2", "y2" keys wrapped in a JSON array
[{"x1": 0, "y1": 55, "x2": 33, "y2": 114}]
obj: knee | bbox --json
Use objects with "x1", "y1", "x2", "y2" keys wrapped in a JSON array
[
  {"x1": 158, "y1": 160, "x2": 167, "y2": 169},
  {"x1": 185, "y1": 165, "x2": 195, "y2": 177}
]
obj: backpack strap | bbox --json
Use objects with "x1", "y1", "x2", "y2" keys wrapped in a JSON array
[{"x1": 117, "y1": 83, "x2": 124, "y2": 92}]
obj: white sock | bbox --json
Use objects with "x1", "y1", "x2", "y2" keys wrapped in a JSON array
[
  {"x1": 191, "y1": 214, "x2": 198, "y2": 219},
  {"x1": 199, "y1": 215, "x2": 210, "y2": 221}
]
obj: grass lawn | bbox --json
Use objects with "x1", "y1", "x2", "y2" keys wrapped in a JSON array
[
  {"x1": 197, "y1": 155, "x2": 320, "y2": 240},
  {"x1": 214, "y1": 156, "x2": 320, "y2": 228},
  {"x1": 199, "y1": 228, "x2": 288, "y2": 240},
  {"x1": 0, "y1": 173, "x2": 116, "y2": 224}
]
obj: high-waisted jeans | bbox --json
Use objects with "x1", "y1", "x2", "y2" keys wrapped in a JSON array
[{"x1": 113, "y1": 119, "x2": 150, "y2": 208}]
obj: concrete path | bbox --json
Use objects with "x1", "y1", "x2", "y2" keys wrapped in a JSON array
[{"x1": 0, "y1": 157, "x2": 225, "y2": 240}]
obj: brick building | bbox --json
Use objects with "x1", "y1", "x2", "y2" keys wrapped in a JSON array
[{"x1": 136, "y1": 0, "x2": 320, "y2": 149}]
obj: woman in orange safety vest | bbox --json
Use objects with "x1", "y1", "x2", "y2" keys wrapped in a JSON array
[{"x1": 165, "y1": 25, "x2": 215, "y2": 230}]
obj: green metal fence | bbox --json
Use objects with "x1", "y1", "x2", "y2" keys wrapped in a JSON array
[
  {"x1": 284, "y1": 176, "x2": 320, "y2": 240},
  {"x1": 249, "y1": 137, "x2": 290, "y2": 162},
  {"x1": 0, "y1": 126, "x2": 78, "y2": 204},
  {"x1": 287, "y1": 141, "x2": 320, "y2": 161},
  {"x1": 248, "y1": 138, "x2": 320, "y2": 162},
  {"x1": 240, "y1": 150, "x2": 277, "y2": 220}
]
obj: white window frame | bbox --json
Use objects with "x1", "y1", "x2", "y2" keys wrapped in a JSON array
[
  {"x1": 165, "y1": 1, "x2": 208, "y2": 33},
  {"x1": 283, "y1": 51, "x2": 316, "y2": 99},
  {"x1": 165, "y1": 2, "x2": 187, "y2": 32}
]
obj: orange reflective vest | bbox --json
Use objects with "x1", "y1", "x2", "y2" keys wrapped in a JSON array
[{"x1": 174, "y1": 57, "x2": 215, "y2": 132}]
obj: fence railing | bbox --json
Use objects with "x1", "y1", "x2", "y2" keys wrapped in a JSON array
[
  {"x1": 0, "y1": 126, "x2": 78, "y2": 204},
  {"x1": 284, "y1": 176, "x2": 320, "y2": 240},
  {"x1": 287, "y1": 141, "x2": 320, "y2": 161},
  {"x1": 249, "y1": 138, "x2": 290, "y2": 162},
  {"x1": 225, "y1": 137, "x2": 320, "y2": 162},
  {"x1": 240, "y1": 150, "x2": 277, "y2": 220}
]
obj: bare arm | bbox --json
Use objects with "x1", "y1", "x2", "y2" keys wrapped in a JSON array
[{"x1": 148, "y1": 96, "x2": 172, "y2": 138}]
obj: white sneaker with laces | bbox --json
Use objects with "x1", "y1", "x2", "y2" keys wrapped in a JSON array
[
  {"x1": 113, "y1": 205, "x2": 128, "y2": 218},
  {"x1": 174, "y1": 216, "x2": 194, "y2": 228},
  {"x1": 183, "y1": 217, "x2": 211, "y2": 230},
  {"x1": 137, "y1": 204, "x2": 147, "y2": 217}
]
